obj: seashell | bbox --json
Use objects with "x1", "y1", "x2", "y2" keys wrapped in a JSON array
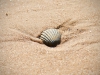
[{"x1": 40, "y1": 29, "x2": 61, "y2": 47}]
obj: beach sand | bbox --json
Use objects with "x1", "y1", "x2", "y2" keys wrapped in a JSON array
[{"x1": 0, "y1": 0, "x2": 100, "y2": 75}]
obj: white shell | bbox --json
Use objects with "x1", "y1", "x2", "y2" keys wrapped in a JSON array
[{"x1": 40, "y1": 29, "x2": 61, "y2": 47}]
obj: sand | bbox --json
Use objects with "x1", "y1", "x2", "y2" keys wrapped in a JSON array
[{"x1": 0, "y1": 0, "x2": 100, "y2": 75}]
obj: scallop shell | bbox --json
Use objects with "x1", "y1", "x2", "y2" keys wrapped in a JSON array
[{"x1": 40, "y1": 29, "x2": 61, "y2": 47}]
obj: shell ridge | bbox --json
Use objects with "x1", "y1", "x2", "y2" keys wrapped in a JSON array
[
  {"x1": 51, "y1": 29, "x2": 58, "y2": 41},
  {"x1": 40, "y1": 29, "x2": 61, "y2": 47},
  {"x1": 40, "y1": 36, "x2": 47, "y2": 42},
  {"x1": 42, "y1": 31, "x2": 53, "y2": 43},
  {"x1": 44, "y1": 30, "x2": 53, "y2": 42},
  {"x1": 49, "y1": 29, "x2": 55, "y2": 42},
  {"x1": 41, "y1": 34, "x2": 51, "y2": 42}
]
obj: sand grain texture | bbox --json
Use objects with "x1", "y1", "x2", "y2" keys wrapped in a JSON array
[{"x1": 0, "y1": 0, "x2": 100, "y2": 75}]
